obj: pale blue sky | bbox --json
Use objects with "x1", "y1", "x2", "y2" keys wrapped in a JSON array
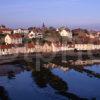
[{"x1": 0, "y1": 0, "x2": 100, "y2": 29}]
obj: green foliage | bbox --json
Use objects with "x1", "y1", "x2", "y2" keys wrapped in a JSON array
[
  {"x1": 0, "y1": 34, "x2": 6, "y2": 39},
  {"x1": 22, "y1": 38, "x2": 32, "y2": 43},
  {"x1": 43, "y1": 28, "x2": 61, "y2": 42}
]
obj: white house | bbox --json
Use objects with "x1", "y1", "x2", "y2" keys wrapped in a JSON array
[
  {"x1": 5, "y1": 34, "x2": 22, "y2": 45},
  {"x1": 28, "y1": 31, "x2": 43, "y2": 39},
  {"x1": 59, "y1": 29, "x2": 72, "y2": 38},
  {"x1": 13, "y1": 29, "x2": 29, "y2": 34},
  {"x1": 0, "y1": 45, "x2": 12, "y2": 55},
  {"x1": 0, "y1": 28, "x2": 12, "y2": 34},
  {"x1": 25, "y1": 43, "x2": 35, "y2": 53},
  {"x1": 42, "y1": 43, "x2": 52, "y2": 52},
  {"x1": 96, "y1": 32, "x2": 100, "y2": 38},
  {"x1": 36, "y1": 32, "x2": 43, "y2": 38},
  {"x1": 28, "y1": 31, "x2": 36, "y2": 39}
]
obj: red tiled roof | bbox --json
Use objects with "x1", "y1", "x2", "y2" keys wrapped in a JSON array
[
  {"x1": 53, "y1": 43, "x2": 61, "y2": 47},
  {"x1": 25, "y1": 43, "x2": 35, "y2": 48},
  {"x1": 8, "y1": 34, "x2": 22, "y2": 39},
  {"x1": 11, "y1": 44, "x2": 24, "y2": 47},
  {"x1": 0, "y1": 28, "x2": 12, "y2": 32},
  {"x1": 0, "y1": 44, "x2": 12, "y2": 49}
]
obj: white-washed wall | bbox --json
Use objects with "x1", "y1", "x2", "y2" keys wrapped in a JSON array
[
  {"x1": 1, "y1": 43, "x2": 100, "y2": 56},
  {"x1": 74, "y1": 44, "x2": 100, "y2": 50}
]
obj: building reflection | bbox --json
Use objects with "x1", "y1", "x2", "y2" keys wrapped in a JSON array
[
  {"x1": 27, "y1": 58, "x2": 100, "y2": 100},
  {"x1": 44, "y1": 63, "x2": 69, "y2": 72},
  {"x1": 30, "y1": 62, "x2": 88, "y2": 100},
  {"x1": 0, "y1": 58, "x2": 99, "y2": 100},
  {"x1": 43, "y1": 59, "x2": 100, "y2": 79}
]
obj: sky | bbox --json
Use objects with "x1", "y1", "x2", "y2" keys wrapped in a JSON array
[{"x1": 0, "y1": 0, "x2": 100, "y2": 30}]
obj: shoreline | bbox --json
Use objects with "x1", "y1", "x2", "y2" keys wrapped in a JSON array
[{"x1": 0, "y1": 50, "x2": 100, "y2": 65}]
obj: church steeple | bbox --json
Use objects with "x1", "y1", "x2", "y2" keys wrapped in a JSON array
[{"x1": 42, "y1": 22, "x2": 45, "y2": 28}]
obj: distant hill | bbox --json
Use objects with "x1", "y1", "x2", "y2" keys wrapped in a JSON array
[{"x1": 70, "y1": 24, "x2": 100, "y2": 31}]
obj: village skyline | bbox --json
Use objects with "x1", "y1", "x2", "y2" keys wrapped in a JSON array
[{"x1": 0, "y1": 24, "x2": 100, "y2": 32}]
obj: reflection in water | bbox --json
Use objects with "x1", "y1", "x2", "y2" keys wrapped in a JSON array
[
  {"x1": 0, "y1": 59, "x2": 99, "y2": 100},
  {"x1": 44, "y1": 59, "x2": 100, "y2": 79},
  {"x1": 31, "y1": 63, "x2": 88, "y2": 100},
  {"x1": 32, "y1": 67, "x2": 68, "y2": 91},
  {"x1": 73, "y1": 67, "x2": 100, "y2": 79},
  {"x1": 0, "y1": 86, "x2": 10, "y2": 100},
  {"x1": 7, "y1": 71, "x2": 16, "y2": 79},
  {"x1": 0, "y1": 64, "x2": 25, "y2": 79}
]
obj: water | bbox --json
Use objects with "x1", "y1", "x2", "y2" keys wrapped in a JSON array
[{"x1": 0, "y1": 60, "x2": 100, "y2": 100}]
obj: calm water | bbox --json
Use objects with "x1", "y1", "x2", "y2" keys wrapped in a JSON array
[{"x1": 0, "y1": 60, "x2": 100, "y2": 100}]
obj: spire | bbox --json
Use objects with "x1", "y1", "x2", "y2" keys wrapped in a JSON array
[{"x1": 42, "y1": 22, "x2": 45, "y2": 28}]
